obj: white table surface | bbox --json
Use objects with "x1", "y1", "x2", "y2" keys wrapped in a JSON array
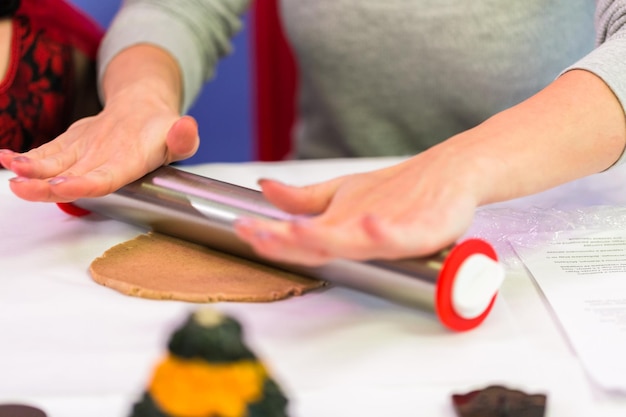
[{"x1": 2, "y1": 157, "x2": 626, "y2": 417}]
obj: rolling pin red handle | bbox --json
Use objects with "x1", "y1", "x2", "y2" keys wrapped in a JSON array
[
  {"x1": 436, "y1": 238, "x2": 502, "y2": 332},
  {"x1": 57, "y1": 202, "x2": 91, "y2": 217}
]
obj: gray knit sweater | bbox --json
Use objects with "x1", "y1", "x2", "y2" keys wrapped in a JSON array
[{"x1": 99, "y1": 0, "x2": 626, "y2": 163}]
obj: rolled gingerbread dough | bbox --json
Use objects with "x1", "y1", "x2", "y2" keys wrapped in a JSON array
[{"x1": 89, "y1": 232, "x2": 326, "y2": 302}]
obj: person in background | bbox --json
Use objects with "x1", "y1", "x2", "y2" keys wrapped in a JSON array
[
  {"x1": 1, "y1": 1, "x2": 625, "y2": 266},
  {"x1": 0, "y1": 0, "x2": 102, "y2": 154}
]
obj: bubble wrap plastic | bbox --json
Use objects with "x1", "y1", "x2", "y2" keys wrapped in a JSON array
[{"x1": 462, "y1": 164, "x2": 626, "y2": 267}]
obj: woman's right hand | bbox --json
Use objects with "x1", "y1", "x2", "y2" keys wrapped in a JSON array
[
  {"x1": 0, "y1": 88, "x2": 199, "y2": 202},
  {"x1": 0, "y1": 45, "x2": 198, "y2": 202}
]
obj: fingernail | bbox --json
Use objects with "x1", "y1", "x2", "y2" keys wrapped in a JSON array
[
  {"x1": 12, "y1": 156, "x2": 30, "y2": 163},
  {"x1": 0, "y1": 149, "x2": 14, "y2": 155},
  {"x1": 48, "y1": 177, "x2": 67, "y2": 185},
  {"x1": 9, "y1": 176, "x2": 29, "y2": 183}
]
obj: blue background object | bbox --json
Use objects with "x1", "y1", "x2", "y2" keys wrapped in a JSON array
[{"x1": 68, "y1": 0, "x2": 254, "y2": 164}]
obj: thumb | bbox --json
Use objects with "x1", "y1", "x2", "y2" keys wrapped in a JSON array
[
  {"x1": 165, "y1": 115, "x2": 200, "y2": 163},
  {"x1": 258, "y1": 177, "x2": 344, "y2": 215}
]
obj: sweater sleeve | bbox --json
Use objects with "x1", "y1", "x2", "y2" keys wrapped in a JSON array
[
  {"x1": 97, "y1": 0, "x2": 252, "y2": 113},
  {"x1": 566, "y1": 0, "x2": 626, "y2": 166}
]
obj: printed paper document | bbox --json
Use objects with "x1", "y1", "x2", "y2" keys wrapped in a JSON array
[{"x1": 512, "y1": 230, "x2": 626, "y2": 393}]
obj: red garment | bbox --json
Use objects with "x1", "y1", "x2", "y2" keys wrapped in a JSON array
[
  {"x1": 0, "y1": 0, "x2": 103, "y2": 152},
  {"x1": 252, "y1": 0, "x2": 297, "y2": 161}
]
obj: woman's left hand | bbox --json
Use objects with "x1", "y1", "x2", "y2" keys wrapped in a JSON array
[{"x1": 234, "y1": 147, "x2": 485, "y2": 266}]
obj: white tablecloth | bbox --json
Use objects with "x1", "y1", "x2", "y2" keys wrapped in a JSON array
[{"x1": 2, "y1": 157, "x2": 626, "y2": 417}]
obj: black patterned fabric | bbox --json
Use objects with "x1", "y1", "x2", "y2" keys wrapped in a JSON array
[{"x1": 0, "y1": 0, "x2": 20, "y2": 17}]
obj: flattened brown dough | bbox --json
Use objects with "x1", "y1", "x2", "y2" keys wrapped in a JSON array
[{"x1": 89, "y1": 232, "x2": 326, "y2": 302}]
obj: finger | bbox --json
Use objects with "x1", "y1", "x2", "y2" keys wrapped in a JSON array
[
  {"x1": 2, "y1": 129, "x2": 87, "y2": 179},
  {"x1": 238, "y1": 213, "x2": 449, "y2": 264},
  {"x1": 289, "y1": 216, "x2": 451, "y2": 261},
  {"x1": 234, "y1": 217, "x2": 333, "y2": 266},
  {"x1": 235, "y1": 215, "x2": 388, "y2": 264},
  {"x1": 5, "y1": 151, "x2": 74, "y2": 179},
  {"x1": 7, "y1": 165, "x2": 120, "y2": 202},
  {"x1": 7, "y1": 177, "x2": 59, "y2": 202},
  {"x1": 287, "y1": 215, "x2": 403, "y2": 260},
  {"x1": 0, "y1": 149, "x2": 17, "y2": 169},
  {"x1": 47, "y1": 168, "x2": 120, "y2": 200},
  {"x1": 258, "y1": 176, "x2": 345, "y2": 215},
  {"x1": 165, "y1": 116, "x2": 200, "y2": 163}
]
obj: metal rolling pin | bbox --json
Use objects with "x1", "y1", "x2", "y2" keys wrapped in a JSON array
[{"x1": 58, "y1": 165, "x2": 505, "y2": 331}]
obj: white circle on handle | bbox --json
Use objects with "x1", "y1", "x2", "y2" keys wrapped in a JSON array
[{"x1": 452, "y1": 253, "x2": 505, "y2": 319}]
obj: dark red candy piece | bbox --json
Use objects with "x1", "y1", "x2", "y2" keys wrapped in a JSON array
[{"x1": 452, "y1": 385, "x2": 547, "y2": 417}]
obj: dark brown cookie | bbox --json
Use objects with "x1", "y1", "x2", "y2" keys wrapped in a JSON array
[{"x1": 452, "y1": 385, "x2": 547, "y2": 417}]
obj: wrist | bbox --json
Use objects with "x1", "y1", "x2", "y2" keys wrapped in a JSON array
[
  {"x1": 104, "y1": 79, "x2": 180, "y2": 116},
  {"x1": 419, "y1": 126, "x2": 509, "y2": 207},
  {"x1": 101, "y1": 44, "x2": 182, "y2": 113}
]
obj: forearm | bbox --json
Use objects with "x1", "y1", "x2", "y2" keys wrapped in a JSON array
[
  {"x1": 98, "y1": 0, "x2": 252, "y2": 113},
  {"x1": 101, "y1": 44, "x2": 183, "y2": 113},
  {"x1": 440, "y1": 69, "x2": 626, "y2": 205}
]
